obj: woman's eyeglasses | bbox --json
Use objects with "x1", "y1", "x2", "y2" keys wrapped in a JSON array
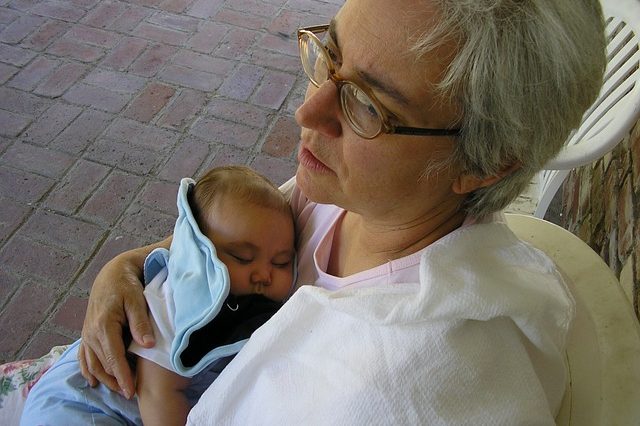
[{"x1": 297, "y1": 25, "x2": 460, "y2": 140}]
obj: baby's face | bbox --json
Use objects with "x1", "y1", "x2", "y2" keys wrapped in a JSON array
[{"x1": 201, "y1": 197, "x2": 295, "y2": 302}]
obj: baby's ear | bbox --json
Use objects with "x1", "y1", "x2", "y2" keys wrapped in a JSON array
[{"x1": 452, "y1": 163, "x2": 521, "y2": 194}]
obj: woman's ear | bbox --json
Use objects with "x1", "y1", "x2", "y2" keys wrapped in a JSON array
[{"x1": 452, "y1": 163, "x2": 521, "y2": 194}]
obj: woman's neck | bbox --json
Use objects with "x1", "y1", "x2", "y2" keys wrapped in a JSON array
[{"x1": 327, "y1": 204, "x2": 467, "y2": 278}]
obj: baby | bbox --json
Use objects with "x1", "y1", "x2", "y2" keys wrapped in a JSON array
[
  {"x1": 21, "y1": 165, "x2": 295, "y2": 426},
  {"x1": 131, "y1": 165, "x2": 296, "y2": 425}
]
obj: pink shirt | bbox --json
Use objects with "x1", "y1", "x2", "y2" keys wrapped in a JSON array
[{"x1": 291, "y1": 185, "x2": 425, "y2": 291}]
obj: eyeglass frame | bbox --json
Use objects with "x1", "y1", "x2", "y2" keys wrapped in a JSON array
[{"x1": 296, "y1": 24, "x2": 461, "y2": 140}]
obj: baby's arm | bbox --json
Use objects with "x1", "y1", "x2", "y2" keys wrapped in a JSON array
[{"x1": 136, "y1": 356, "x2": 191, "y2": 426}]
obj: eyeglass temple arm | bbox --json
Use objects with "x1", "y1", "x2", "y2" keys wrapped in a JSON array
[
  {"x1": 300, "y1": 24, "x2": 330, "y2": 34},
  {"x1": 393, "y1": 126, "x2": 460, "y2": 136}
]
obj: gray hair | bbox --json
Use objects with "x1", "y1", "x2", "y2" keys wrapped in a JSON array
[{"x1": 413, "y1": 0, "x2": 607, "y2": 217}]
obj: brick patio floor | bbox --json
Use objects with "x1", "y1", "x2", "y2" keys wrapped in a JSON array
[{"x1": 0, "y1": 0, "x2": 341, "y2": 364}]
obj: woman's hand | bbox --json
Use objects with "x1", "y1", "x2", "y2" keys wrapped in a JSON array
[{"x1": 78, "y1": 237, "x2": 171, "y2": 398}]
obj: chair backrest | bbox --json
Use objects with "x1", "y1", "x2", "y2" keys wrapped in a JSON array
[
  {"x1": 505, "y1": 213, "x2": 640, "y2": 425},
  {"x1": 533, "y1": 0, "x2": 640, "y2": 218}
]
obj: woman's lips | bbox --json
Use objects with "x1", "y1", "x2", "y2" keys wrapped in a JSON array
[{"x1": 297, "y1": 146, "x2": 332, "y2": 174}]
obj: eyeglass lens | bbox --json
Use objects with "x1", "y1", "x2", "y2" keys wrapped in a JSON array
[{"x1": 301, "y1": 31, "x2": 383, "y2": 138}]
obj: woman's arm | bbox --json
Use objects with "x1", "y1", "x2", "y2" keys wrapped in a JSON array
[
  {"x1": 136, "y1": 357, "x2": 191, "y2": 426},
  {"x1": 78, "y1": 236, "x2": 172, "y2": 399}
]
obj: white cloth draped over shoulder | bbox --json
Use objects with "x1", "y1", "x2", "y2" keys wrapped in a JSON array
[{"x1": 187, "y1": 184, "x2": 574, "y2": 425}]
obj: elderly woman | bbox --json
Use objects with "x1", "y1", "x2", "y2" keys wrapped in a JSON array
[{"x1": 23, "y1": 0, "x2": 605, "y2": 424}]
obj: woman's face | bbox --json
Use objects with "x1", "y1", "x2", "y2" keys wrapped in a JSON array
[{"x1": 295, "y1": 0, "x2": 465, "y2": 224}]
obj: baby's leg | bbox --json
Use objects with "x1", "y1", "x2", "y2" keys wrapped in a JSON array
[{"x1": 20, "y1": 340, "x2": 142, "y2": 426}]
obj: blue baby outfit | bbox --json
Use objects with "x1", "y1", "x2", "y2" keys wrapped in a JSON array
[{"x1": 131, "y1": 178, "x2": 246, "y2": 377}]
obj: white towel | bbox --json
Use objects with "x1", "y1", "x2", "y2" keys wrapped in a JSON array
[{"x1": 187, "y1": 219, "x2": 573, "y2": 425}]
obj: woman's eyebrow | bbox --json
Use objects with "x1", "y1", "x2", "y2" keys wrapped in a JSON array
[{"x1": 329, "y1": 19, "x2": 410, "y2": 107}]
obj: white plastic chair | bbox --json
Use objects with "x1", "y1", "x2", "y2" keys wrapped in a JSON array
[
  {"x1": 533, "y1": 0, "x2": 640, "y2": 218},
  {"x1": 506, "y1": 213, "x2": 640, "y2": 425}
]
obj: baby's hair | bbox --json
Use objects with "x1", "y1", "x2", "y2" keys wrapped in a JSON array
[{"x1": 189, "y1": 166, "x2": 293, "y2": 233}]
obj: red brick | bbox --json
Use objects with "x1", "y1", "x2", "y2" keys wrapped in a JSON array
[
  {"x1": 250, "y1": 153, "x2": 297, "y2": 186},
  {"x1": 68, "y1": 24, "x2": 121, "y2": 48},
  {"x1": 258, "y1": 32, "x2": 298, "y2": 57},
  {"x1": 159, "y1": 64, "x2": 222, "y2": 91},
  {"x1": 267, "y1": 10, "x2": 316, "y2": 36},
  {"x1": 133, "y1": 22, "x2": 190, "y2": 46},
  {"x1": 0, "y1": 165, "x2": 54, "y2": 203},
  {"x1": 47, "y1": 37, "x2": 104, "y2": 62},
  {"x1": 214, "y1": 27, "x2": 258, "y2": 59},
  {"x1": 63, "y1": 83, "x2": 131, "y2": 113},
  {"x1": 159, "y1": 0, "x2": 195, "y2": 13},
  {"x1": 147, "y1": 11, "x2": 199, "y2": 32},
  {"x1": 0, "y1": 142, "x2": 75, "y2": 177},
  {"x1": 52, "y1": 295, "x2": 88, "y2": 332},
  {"x1": 0, "y1": 8, "x2": 21, "y2": 24},
  {"x1": 632, "y1": 122, "x2": 640, "y2": 190},
  {"x1": 21, "y1": 102, "x2": 82, "y2": 145},
  {"x1": 262, "y1": 115, "x2": 299, "y2": 157},
  {"x1": 207, "y1": 144, "x2": 249, "y2": 168},
  {"x1": 0, "y1": 236, "x2": 81, "y2": 287},
  {"x1": 80, "y1": 170, "x2": 144, "y2": 225},
  {"x1": 20, "y1": 19, "x2": 69, "y2": 51},
  {"x1": 617, "y1": 175, "x2": 634, "y2": 259},
  {"x1": 0, "y1": 109, "x2": 31, "y2": 136},
  {"x1": 0, "y1": 43, "x2": 36, "y2": 65},
  {"x1": 100, "y1": 37, "x2": 147, "y2": 70},
  {"x1": 186, "y1": 0, "x2": 223, "y2": 19},
  {"x1": 253, "y1": 69, "x2": 295, "y2": 109},
  {"x1": 22, "y1": 330, "x2": 74, "y2": 360},
  {"x1": 33, "y1": 61, "x2": 87, "y2": 97},
  {"x1": 83, "y1": 68, "x2": 146, "y2": 93},
  {"x1": 119, "y1": 203, "x2": 176, "y2": 239},
  {"x1": 284, "y1": 79, "x2": 307, "y2": 114},
  {"x1": 50, "y1": 108, "x2": 113, "y2": 154},
  {"x1": 137, "y1": 180, "x2": 179, "y2": 214},
  {"x1": 0, "y1": 14, "x2": 45, "y2": 43},
  {"x1": 217, "y1": 63, "x2": 264, "y2": 100},
  {"x1": 107, "y1": 4, "x2": 150, "y2": 32},
  {"x1": 0, "y1": 269, "x2": 21, "y2": 309},
  {"x1": 216, "y1": 8, "x2": 267, "y2": 30},
  {"x1": 6, "y1": 0, "x2": 40, "y2": 12},
  {"x1": 22, "y1": 210, "x2": 104, "y2": 254},
  {"x1": 0, "y1": 86, "x2": 52, "y2": 116},
  {"x1": 85, "y1": 138, "x2": 161, "y2": 174},
  {"x1": 128, "y1": 0, "x2": 161, "y2": 6},
  {"x1": 0, "y1": 196, "x2": 31, "y2": 242},
  {"x1": 207, "y1": 97, "x2": 270, "y2": 128},
  {"x1": 7, "y1": 56, "x2": 60, "y2": 91},
  {"x1": 0, "y1": 62, "x2": 18, "y2": 84},
  {"x1": 173, "y1": 49, "x2": 234, "y2": 75},
  {"x1": 158, "y1": 88, "x2": 207, "y2": 129},
  {"x1": 158, "y1": 135, "x2": 210, "y2": 180},
  {"x1": 190, "y1": 116, "x2": 260, "y2": 148},
  {"x1": 81, "y1": 0, "x2": 127, "y2": 28},
  {"x1": 124, "y1": 82, "x2": 176, "y2": 122},
  {"x1": 226, "y1": 0, "x2": 278, "y2": 17},
  {"x1": 130, "y1": 43, "x2": 177, "y2": 77},
  {"x1": 44, "y1": 159, "x2": 110, "y2": 213},
  {"x1": 0, "y1": 284, "x2": 56, "y2": 354},
  {"x1": 104, "y1": 117, "x2": 176, "y2": 151},
  {"x1": 287, "y1": 0, "x2": 339, "y2": 16},
  {"x1": 30, "y1": 1, "x2": 86, "y2": 22},
  {"x1": 75, "y1": 232, "x2": 150, "y2": 292},
  {"x1": 187, "y1": 21, "x2": 227, "y2": 54}
]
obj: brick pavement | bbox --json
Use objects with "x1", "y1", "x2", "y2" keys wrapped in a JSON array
[{"x1": 0, "y1": 0, "x2": 341, "y2": 363}]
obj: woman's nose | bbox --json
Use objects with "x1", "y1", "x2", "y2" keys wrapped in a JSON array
[{"x1": 295, "y1": 81, "x2": 343, "y2": 138}]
